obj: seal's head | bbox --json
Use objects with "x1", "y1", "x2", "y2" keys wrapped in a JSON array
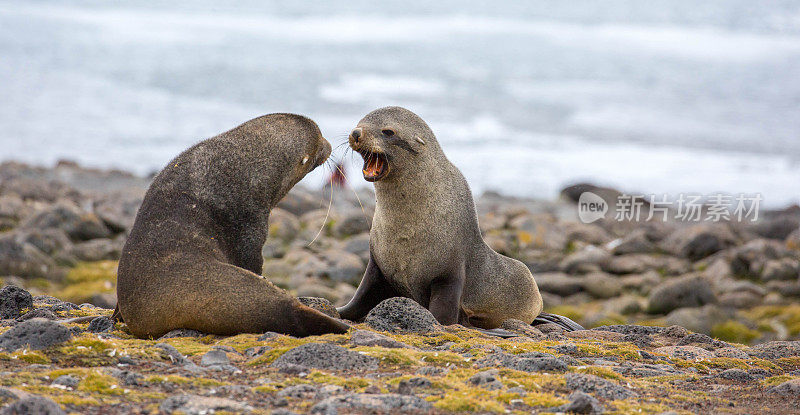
[{"x1": 349, "y1": 106, "x2": 439, "y2": 182}]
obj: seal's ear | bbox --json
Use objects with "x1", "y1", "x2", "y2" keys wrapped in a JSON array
[{"x1": 415, "y1": 136, "x2": 426, "y2": 145}]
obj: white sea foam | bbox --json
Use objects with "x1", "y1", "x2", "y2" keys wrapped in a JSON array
[{"x1": 320, "y1": 74, "x2": 445, "y2": 104}]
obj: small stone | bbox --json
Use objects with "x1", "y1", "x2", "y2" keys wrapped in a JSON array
[
  {"x1": 769, "y1": 379, "x2": 800, "y2": 397},
  {"x1": 565, "y1": 373, "x2": 636, "y2": 400},
  {"x1": 0, "y1": 396, "x2": 66, "y2": 415},
  {"x1": 15, "y1": 308, "x2": 56, "y2": 322},
  {"x1": 310, "y1": 393, "x2": 432, "y2": 414},
  {"x1": 200, "y1": 349, "x2": 230, "y2": 367},
  {"x1": 748, "y1": 341, "x2": 800, "y2": 359},
  {"x1": 365, "y1": 297, "x2": 442, "y2": 333},
  {"x1": 0, "y1": 318, "x2": 71, "y2": 351},
  {"x1": 415, "y1": 366, "x2": 448, "y2": 377},
  {"x1": 469, "y1": 370, "x2": 503, "y2": 390},
  {"x1": 159, "y1": 329, "x2": 204, "y2": 339},
  {"x1": 159, "y1": 394, "x2": 253, "y2": 414},
  {"x1": 350, "y1": 330, "x2": 411, "y2": 349},
  {"x1": 277, "y1": 384, "x2": 318, "y2": 399},
  {"x1": 647, "y1": 275, "x2": 717, "y2": 314},
  {"x1": 87, "y1": 316, "x2": 113, "y2": 333},
  {"x1": 0, "y1": 286, "x2": 33, "y2": 320},
  {"x1": 719, "y1": 369, "x2": 752, "y2": 382},
  {"x1": 271, "y1": 343, "x2": 378, "y2": 371},
  {"x1": 51, "y1": 375, "x2": 80, "y2": 389},
  {"x1": 553, "y1": 390, "x2": 604, "y2": 414},
  {"x1": 297, "y1": 297, "x2": 340, "y2": 318},
  {"x1": 397, "y1": 377, "x2": 431, "y2": 395}
]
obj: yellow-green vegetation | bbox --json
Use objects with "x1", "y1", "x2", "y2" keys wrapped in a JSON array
[
  {"x1": 545, "y1": 305, "x2": 585, "y2": 322},
  {"x1": 761, "y1": 375, "x2": 796, "y2": 386},
  {"x1": 711, "y1": 320, "x2": 760, "y2": 343},
  {"x1": 54, "y1": 261, "x2": 118, "y2": 305},
  {"x1": 745, "y1": 304, "x2": 800, "y2": 337}
]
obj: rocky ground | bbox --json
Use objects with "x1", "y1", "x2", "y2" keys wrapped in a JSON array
[{"x1": 1, "y1": 160, "x2": 800, "y2": 413}]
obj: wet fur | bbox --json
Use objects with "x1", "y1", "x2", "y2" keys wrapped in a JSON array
[
  {"x1": 116, "y1": 114, "x2": 349, "y2": 338},
  {"x1": 338, "y1": 107, "x2": 543, "y2": 329}
]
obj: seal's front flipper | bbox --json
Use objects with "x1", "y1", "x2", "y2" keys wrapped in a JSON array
[
  {"x1": 472, "y1": 328, "x2": 520, "y2": 338},
  {"x1": 532, "y1": 312, "x2": 585, "y2": 332}
]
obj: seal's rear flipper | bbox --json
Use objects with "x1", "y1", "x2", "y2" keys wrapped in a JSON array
[{"x1": 532, "y1": 312, "x2": 584, "y2": 332}]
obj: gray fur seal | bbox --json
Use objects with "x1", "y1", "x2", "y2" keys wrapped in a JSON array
[
  {"x1": 116, "y1": 113, "x2": 350, "y2": 338},
  {"x1": 337, "y1": 106, "x2": 543, "y2": 328}
]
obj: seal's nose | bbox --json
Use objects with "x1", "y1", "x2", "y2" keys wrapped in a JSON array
[{"x1": 351, "y1": 128, "x2": 362, "y2": 143}]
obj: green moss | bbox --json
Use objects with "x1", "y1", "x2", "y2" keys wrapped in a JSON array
[
  {"x1": 574, "y1": 366, "x2": 624, "y2": 380},
  {"x1": 746, "y1": 304, "x2": 800, "y2": 337},
  {"x1": 55, "y1": 261, "x2": 118, "y2": 304},
  {"x1": 710, "y1": 321, "x2": 759, "y2": 344},
  {"x1": 762, "y1": 375, "x2": 796, "y2": 386},
  {"x1": 13, "y1": 351, "x2": 50, "y2": 364},
  {"x1": 430, "y1": 390, "x2": 507, "y2": 413},
  {"x1": 78, "y1": 371, "x2": 124, "y2": 395},
  {"x1": 248, "y1": 347, "x2": 292, "y2": 366},
  {"x1": 545, "y1": 305, "x2": 584, "y2": 322},
  {"x1": 307, "y1": 371, "x2": 371, "y2": 389},
  {"x1": 416, "y1": 351, "x2": 469, "y2": 367},
  {"x1": 355, "y1": 347, "x2": 418, "y2": 367}
]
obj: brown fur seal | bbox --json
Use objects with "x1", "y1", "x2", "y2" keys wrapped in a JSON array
[
  {"x1": 116, "y1": 114, "x2": 350, "y2": 338},
  {"x1": 338, "y1": 107, "x2": 582, "y2": 332}
]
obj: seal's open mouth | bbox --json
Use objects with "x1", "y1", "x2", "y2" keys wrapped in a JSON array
[{"x1": 360, "y1": 150, "x2": 389, "y2": 182}]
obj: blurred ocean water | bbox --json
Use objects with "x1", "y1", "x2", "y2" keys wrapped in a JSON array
[{"x1": 1, "y1": 0, "x2": 799, "y2": 206}]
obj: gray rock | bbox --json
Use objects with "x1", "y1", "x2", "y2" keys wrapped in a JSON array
[
  {"x1": 753, "y1": 215, "x2": 800, "y2": 240},
  {"x1": 0, "y1": 286, "x2": 32, "y2": 320},
  {"x1": 67, "y1": 239, "x2": 119, "y2": 262},
  {"x1": 397, "y1": 377, "x2": 431, "y2": 395},
  {"x1": 297, "y1": 297, "x2": 340, "y2": 319},
  {"x1": 719, "y1": 369, "x2": 753, "y2": 382},
  {"x1": 159, "y1": 329, "x2": 204, "y2": 339},
  {"x1": 0, "y1": 318, "x2": 71, "y2": 351},
  {"x1": 583, "y1": 272, "x2": 623, "y2": 299},
  {"x1": 51, "y1": 375, "x2": 80, "y2": 389},
  {"x1": 365, "y1": 297, "x2": 442, "y2": 333},
  {"x1": 93, "y1": 192, "x2": 142, "y2": 233},
  {"x1": 159, "y1": 394, "x2": 252, "y2": 414},
  {"x1": 647, "y1": 275, "x2": 717, "y2": 314},
  {"x1": 760, "y1": 258, "x2": 799, "y2": 281},
  {"x1": 553, "y1": 391, "x2": 604, "y2": 414},
  {"x1": 155, "y1": 343, "x2": 188, "y2": 365},
  {"x1": 88, "y1": 293, "x2": 116, "y2": 309},
  {"x1": 415, "y1": 366, "x2": 448, "y2": 377},
  {"x1": 663, "y1": 305, "x2": 729, "y2": 334},
  {"x1": 108, "y1": 369, "x2": 143, "y2": 386},
  {"x1": 748, "y1": 341, "x2": 800, "y2": 359},
  {"x1": 87, "y1": 316, "x2": 113, "y2": 333},
  {"x1": 469, "y1": 369, "x2": 503, "y2": 390},
  {"x1": 560, "y1": 246, "x2": 610, "y2": 274},
  {"x1": 318, "y1": 250, "x2": 365, "y2": 284},
  {"x1": 769, "y1": 379, "x2": 800, "y2": 397},
  {"x1": 267, "y1": 208, "x2": 301, "y2": 243},
  {"x1": 475, "y1": 352, "x2": 568, "y2": 373},
  {"x1": 271, "y1": 343, "x2": 378, "y2": 371},
  {"x1": 16, "y1": 229, "x2": 72, "y2": 256},
  {"x1": 592, "y1": 325, "x2": 665, "y2": 336},
  {"x1": 0, "y1": 234, "x2": 61, "y2": 279},
  {"x1": 730, "y1": 239, "x2": 791, "y2": 279},
  {"x1": 0, "y1": 396, "x2": 66, "y2": 415},
  {"x1": 332, "y1": 211, "x2": 371, "y2": 238},
  {"x1": 661, "y1": 224, "x2": 737, "y2": 261},
  {"x1": 342, "y1": 233, "x2": 371, "y2": 264},
  {"x1": 565, "y1": 373, "x2": 636, "y2": 400},
  {"x1": 535, "y1": 272, "x2": 584, "y2": 296},
  {"x1": 608, "y1": 229, "x2": 656, "y2": 255},
  {"x1": 350, "y1": 330, "x2": 411, "y2": 349},
  {"x1": 200, "y1": 349, "x2": 230, "y2": 366},
  {"x1": 21, "y1": 202, "x2": 111, "y2": 241},
  {"x1": 16, "y1": 308, "x2": 57, "y2": 322},
  {"x1": 277, "y1": 384, "x2": 318, "y2": 399},
  {"x1": 653, "y1": 346, "x2": 715, "y2": 360},
  {"x1": 310, "y1": 393, "x2": 431, "y2": 415}
]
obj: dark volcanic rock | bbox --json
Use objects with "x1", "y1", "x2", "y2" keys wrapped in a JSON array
[
  {"x1": 310, "y1": 393, "x2": 432, "y2": 414},
  {"x1": 565, "y1": 373, "x2": 636, "y2": 400},
  {"x1": 365, "y1": 297, "x2": 442, "y2": 333},
  {"x1": 475, "y1": 352, "x2": 568, "y2": 373},
  {"x1": 646, "y1": 275, "x2": 716, "y2": 314},
  {"x1": 0, "y1": 318, "x2": 71, "y2": 351},
  {"x1": 0, "y1": 286, "x2": 33, "y2": 319},
  {"x1": 0, "y1": 396, "x2": 66, "y2": 415},
  {"x1": 87, "y1": 316, "x2": 114, "y2": 333},
  {"x1": 769, "y1": 379, "x2": 800, "y2": 397},
  {"x1": 661, "y1": 224, "x2": 737, "y2": 261},
  {"x1": 16, "y1": 308, "x2": 57, "y2": 322},
  {"x1": 748, "y1": 341, "x2": 800, "y2": 359},
  {"x1": 469, "y1": 369, "x2": 504, "y2": 390},
  {"x1": 592, "y1": 325, "x2": 665, "y2": 336},
  {"x1": 271, "y1": 343, "x2": 378, "y2": 371},
  {"x1": 553, "y1": 391, "x2": 604, "y2": 414},
  {"x1": 719, "y1": 369, "x2": 753, "y2": 382},
  {"x1": 297, "y1": 297, "x2": 340, "y2": 319}
]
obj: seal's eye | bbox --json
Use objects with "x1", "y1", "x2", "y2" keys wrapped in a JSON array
[{"x1": 381, "y1": 129, "x2": 395, "y2": 137}]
